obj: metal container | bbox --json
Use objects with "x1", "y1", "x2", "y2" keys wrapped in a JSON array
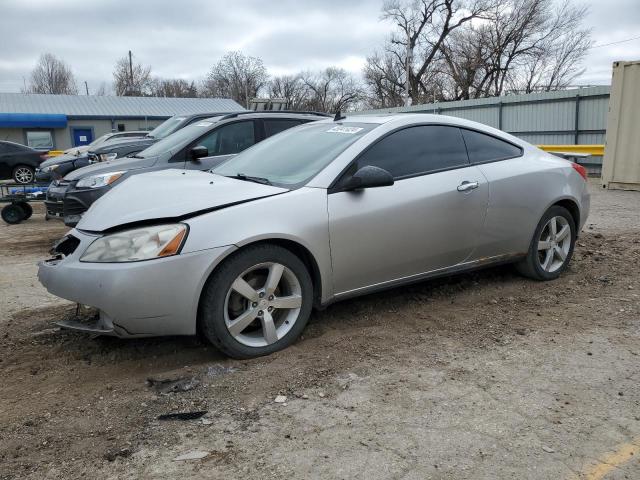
[{"x1": 601, "y1": 60, "x2": 640, "y2": 191}]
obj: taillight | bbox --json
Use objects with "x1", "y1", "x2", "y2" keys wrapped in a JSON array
[{"x1": 571, "y1": 162, "x2": 588, "y2": 181}]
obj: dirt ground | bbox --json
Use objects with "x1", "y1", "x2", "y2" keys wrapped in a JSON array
[{"x1": 1, "y1": 181, "x2": 639, "y2": 480}]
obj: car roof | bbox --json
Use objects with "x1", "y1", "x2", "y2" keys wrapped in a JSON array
[
  {"x1": 213, "y1": 111, "x2": 331, "y2": 121},
  {"x1": 1, "y1": 140, "x2": 29, "y2": 146},
  {"x1": 320, "y1": 113, "x2": 526, "y2": 144}
]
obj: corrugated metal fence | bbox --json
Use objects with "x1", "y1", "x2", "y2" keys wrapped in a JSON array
[{"x1": 356, "y1": 86, "x2": 610, "y2": 172}]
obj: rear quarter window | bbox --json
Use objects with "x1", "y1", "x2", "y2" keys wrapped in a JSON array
[
  {"x1": 264, "y1": 119, "x2": 304, "y2": 138},
  {"x1": 461, "y1": 129, "x2": 522, "y2": 164}
]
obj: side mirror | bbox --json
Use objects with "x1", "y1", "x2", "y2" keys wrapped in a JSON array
[
  {"x1": 342, "y1": 165, "x2": 394, "y2": 191},
  {"x1": 190, "y1": 145, "x2": 208, "y2": 160}
]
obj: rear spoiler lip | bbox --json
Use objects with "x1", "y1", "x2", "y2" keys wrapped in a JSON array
[{"x1": 546, "y1": 151, "x2": 592, "y2": 160}]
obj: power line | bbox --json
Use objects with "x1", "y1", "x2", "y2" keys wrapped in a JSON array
[{"x1": 589, "y1": 35, "x2": 640, "y2": 50}]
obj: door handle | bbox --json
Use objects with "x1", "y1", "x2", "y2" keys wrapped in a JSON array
[{"x1": 457, "y1": 181, "x2": 479, "y2": 192}]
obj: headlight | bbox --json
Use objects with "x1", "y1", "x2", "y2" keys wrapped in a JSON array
[
  {"x1": 76, "y1": 171, "x2": 126, "y2": 189},
  {"x1": 41, "y1": 164, "x2": 59, "y2": 173},
  {"x1": 80, "y1": 224, "x2": 188, "y2": 263},
  {"x1": 100, "y1": 152, "x2": 118, "y2": 162}
]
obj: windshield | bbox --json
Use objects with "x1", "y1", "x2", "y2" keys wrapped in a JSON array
[
  {"x1": 147, "y1": 116, "x2": 188, "y2": 139},
  {"x1": 136, "y1": 118, "x2": 221, "y2": 158},
  {"x1": 89, "y1": 134, "x2": 111, "y2": 147},
  {"x1": 213, "y1": 122, "x2": 376, "y2": 187}
]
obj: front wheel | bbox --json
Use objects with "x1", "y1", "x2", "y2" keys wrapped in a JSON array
[
  {"x1": 516, "y1": 205, "x2": 576, "y2": 280},
  {"x1": 199, "y1": 244, "x2": 313, "y2": 359}
]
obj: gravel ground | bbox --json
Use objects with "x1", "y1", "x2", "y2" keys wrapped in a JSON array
[{"x1": 1, "y1": 181, "x2": 639, "y2": 479}]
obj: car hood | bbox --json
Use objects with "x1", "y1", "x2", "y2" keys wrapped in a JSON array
[
  {"x1": 77, "y1": 170, "x2": 289, "y2": 232},
  {"x1": 64, "y1": 155, "x2": 160, "y2": 181},
  {"x1": 64, "y1": 146, "x2": 90, "y2": 156},
  {"x1": 92, "y1": 137, "x2": 155, "y2": 152},
  {"x1": 40, "y1": 153, "x2": 85, "y2": 168}
]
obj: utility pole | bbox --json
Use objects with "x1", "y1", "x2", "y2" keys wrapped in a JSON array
[
  {"x1": 84, "y1": 81, "x2": 89, "y2": 95},
  {"x1": 405, "y1": 32, "x2": 412, "y2": 107},
  {"x1": 128, "y1": 50, "x2": 134, "y2": 95}
]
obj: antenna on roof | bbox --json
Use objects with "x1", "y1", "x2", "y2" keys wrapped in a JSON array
[{"x1": 333, "y1": 110, "x2": 346, "y2": 121}]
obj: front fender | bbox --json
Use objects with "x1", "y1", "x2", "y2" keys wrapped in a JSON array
[{"x1": 183, "y1": 187, "x2": 333, "y2": 303}]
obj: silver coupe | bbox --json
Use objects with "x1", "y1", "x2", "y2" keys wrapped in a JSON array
[{"x1": 38, "y1": 114, "x2": 590, "y2": 358}]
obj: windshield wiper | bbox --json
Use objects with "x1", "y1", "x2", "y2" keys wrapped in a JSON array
[
  {"x1": 231, "y1": 173, "x2": 272, "y2": 185},
  {"x1": 130, "y1": 154, "x2": 145, "y2": 159}
]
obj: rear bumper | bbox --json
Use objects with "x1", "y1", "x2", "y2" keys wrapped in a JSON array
[
  {"x1": 579, "y1": 184, "x2": 591, "y2": 231},
  {"x1": 38, "y1": 229, "x2": 236, "y2": 337}
]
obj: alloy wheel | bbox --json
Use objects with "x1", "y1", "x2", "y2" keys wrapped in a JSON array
[
  {"x1": 537, "y1": 216, "x2": 571, "y2": 273},
  {"x1": 224, "y1": 262, "x2": 303, "y2": 347},
  {"x1": 14, "y1": 167, "x2": 34, "y2": 184}
]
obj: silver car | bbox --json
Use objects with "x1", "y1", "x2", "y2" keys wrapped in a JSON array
[{"x1": 38, "y1": 114, "x2": 590, "y2": 358}]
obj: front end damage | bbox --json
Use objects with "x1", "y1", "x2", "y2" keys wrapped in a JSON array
[{"x1": 38, "y1": 228, "x2": 235, "y2": 338}]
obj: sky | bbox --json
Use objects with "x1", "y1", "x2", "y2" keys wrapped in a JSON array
[{"x1": 0, "y1": 0, "x2": 639, "y2": 94}]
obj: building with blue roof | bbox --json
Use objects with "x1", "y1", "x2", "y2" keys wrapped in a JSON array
[{"x1": 0, "y1": 93, "x2": 243, "y2": 150}]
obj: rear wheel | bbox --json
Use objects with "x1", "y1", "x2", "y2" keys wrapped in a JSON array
[
  {"x1": 516, "y1": 205, "x2": 576, "y2": 280},
  {"x1": 13, "y1": 166, "x2": 34, "y2": 184},
  {"x1": 199, "y1": 244, "x2": 313, "y2": 359},
  {"x1": 1, "y1": 204, "x2": 26, "y2": 224}
]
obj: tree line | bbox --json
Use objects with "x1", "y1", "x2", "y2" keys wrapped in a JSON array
[{"x1": 23, "y1": 0, "x2": 591, "y2": 111}]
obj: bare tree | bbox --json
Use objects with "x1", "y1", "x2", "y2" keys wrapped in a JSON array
[
  {"x1": 151, "y1": 78, "x2": 198, "y2": 97},
  {"x1": 268, "y1": 74, "x2": 309, "y2": 110},
  {"x1": 362, "y1": 51, "x2": 406, "y2": 108},
  {"x1": 24, "y1": 53, "x2": 78, "y2": 94},
  {"x1": 113, "y1": 53, "x2": 152, "y2": 96},
  {"x1": 517, "y1": 0, "x2": 592, "y2": 93},
  {"x1": 367, "y1": 0, "x2": 495, "y2": 104},
  {"x1": 468, "y1": 0, "x2": 591, "y2": 96},
  {"x1": 94, "y1": 82, "x2": 109, "y2": 96},
  {"x1": 201, "y1": 52, "x2": 268, "y2": 107},
  {"x1": 301, "y1": 68, "x2": 364, "y2": 112}
]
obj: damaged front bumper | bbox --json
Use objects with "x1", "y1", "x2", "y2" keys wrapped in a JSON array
[
  {"x1": 38, "y1": 229, "x2": 235, "y2": 338},
  {"x1": 57, "y1": 305, "x2": 118, "y2": 335}
]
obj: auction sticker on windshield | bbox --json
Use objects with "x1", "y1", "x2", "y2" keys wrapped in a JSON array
[{"x1": 327, "y1": 126, "x2": 363, "y2": 134}]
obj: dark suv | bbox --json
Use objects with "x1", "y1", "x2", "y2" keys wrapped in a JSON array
[
  {"x1": 46, "y1": 111, "x2": 328, "y2": 225},
  {"x1": 38, "y1": 112, "x2": 235, "y2": 184}
]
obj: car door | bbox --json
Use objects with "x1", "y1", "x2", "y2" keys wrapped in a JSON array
[
  {"x1": 459, "y1": 128, "x2": 534, "y2": 259},
  {"x1": 185, "y1": 120, "x2": 257, "y2": 171},
  {"x1": 327, "y1": 125, "x2": 489, "y2": 296},
  {"x1": 0, "y1": 143, "x2": 10, "y2": 178}
]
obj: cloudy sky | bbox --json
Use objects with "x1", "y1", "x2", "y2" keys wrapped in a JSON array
[{"x1": 0, "y1": 0, "x2": 639, "y2": 94}]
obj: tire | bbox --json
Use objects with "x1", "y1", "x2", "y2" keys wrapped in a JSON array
[
  {"x1": 516, "y1": 205, "x2": 576, "y2": 280},
  {"x1": 2, "y1": 204, "x2": 26, "y2": 224},
  {"x1": 13, "y1": 165, "x2": 35, "y2": 184},
  {"x1": 16, "y1": 202, "x2": 33, "y2": 219},
  {"x1": 199, "y1": 244, "x2": 313, "y2": 359}
]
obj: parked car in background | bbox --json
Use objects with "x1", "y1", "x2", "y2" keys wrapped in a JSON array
[
  {"x1": 0, "y1": 140, "x2": 48, "y2": 183},
  {"x1": 36, "y1": 153, "x2": 90, "y2": 183},
  {"x1": 39, "y1": 114, "x2": 590, "y2": 359},
  {"x1": 37, "y1": 134, "x2": 153, "y2": 183},
  {"x1": 43, "y1": 112, "x2": 244, "y2": 215},
  {"x1": 63, "y1": 130, "x2": 149, "y2": 156},
  {"x1": 46, "y1": 111, "x2": 328, "y2": 225}
]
